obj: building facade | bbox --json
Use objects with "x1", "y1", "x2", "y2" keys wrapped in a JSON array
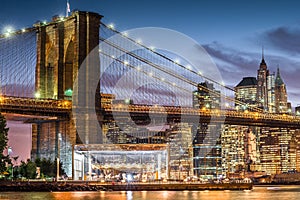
[
  {"x1": 235, "y1": 77, "x2": 257, "y2": 110},
  {"x1": 193, "y1": 81, "x2": 221, "y2": 110},
  {"x1": 275, "y1": 68, "x2": 288, "y2": 114}
]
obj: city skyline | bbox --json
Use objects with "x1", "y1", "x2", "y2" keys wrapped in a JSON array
[
  {"x1": 1, "y1": 4, "x2": 300, "y2": 183},
  {"x1": 0, "y1": 0, "x2": 299, "y2": 106}
]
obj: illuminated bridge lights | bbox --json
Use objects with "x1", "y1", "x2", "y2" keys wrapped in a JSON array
[{"x1": 1, "y1": 96, "x2": 300, "y2": 127}]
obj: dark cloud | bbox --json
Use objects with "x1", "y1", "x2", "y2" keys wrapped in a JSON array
[
  {"x1": 263, "y1": 26, "x2": 300, "y2": 55},
  {"x1": 202, "y1": 41, "x2": 300, "y2": 106},
  {"x1": 202, "y1": 42, "x2": 262, "y2": 87}
]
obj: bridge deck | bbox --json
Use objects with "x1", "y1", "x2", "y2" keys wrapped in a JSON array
[{"x1": 1, "y1": 96, "x2": 300, "y2": 128}]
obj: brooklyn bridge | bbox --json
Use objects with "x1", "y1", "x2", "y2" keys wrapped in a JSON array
[{"x1": 1, "y1": 11, "x2": 300, "y2": 180}]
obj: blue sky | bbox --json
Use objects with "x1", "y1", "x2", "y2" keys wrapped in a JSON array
[{"x1": 1, "y1": 0, "x2": 300, "y2": 105}]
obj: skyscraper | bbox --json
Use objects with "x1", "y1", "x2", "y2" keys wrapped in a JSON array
[
  {"x1": 275, "y1": 68, "x2": 288, "y2": 113},
  {"x1": 235, "y1": 77, "x2": 257, "y2": 110},
  {"x1": 256, "y1": 54, "x2": 269, "y2": 111},
  {"x1": 193, "y1": 81, "x2": 221, "y2": 109}
]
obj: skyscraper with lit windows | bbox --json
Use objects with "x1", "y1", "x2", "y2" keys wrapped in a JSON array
[
  {"x1": 256, "y1": 55, "x2": 269, "y2": 111},
  {"x1": 235, "y1": 77, "x2": 257, "y2": 110},
  {"x1": 275, "y1": 67, "x2": 288, "y2": 114}
]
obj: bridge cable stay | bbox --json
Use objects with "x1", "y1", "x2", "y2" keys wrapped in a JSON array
[
  {"x1": 99, "y1": 49, "x2": 300, "y2": 123},
  {"x1": 0, "y1": 29, "x2": 37, "y2": 98},
  {"x1": 98, "y1": 37, "x2": 260, "y2": 112},
  {"x1": 100, "y1": 23, "x2": 236, "y2": 93},
  {"x1": 99, "y1": 24, "x2": 265, "y2": 113}
]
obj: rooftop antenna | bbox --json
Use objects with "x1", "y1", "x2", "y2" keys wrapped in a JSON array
[
  {"x1": 66, "y1": 0, "x2": 71, "y2": 17},
  {"x1": 262, "y1": 45, "x2": 264, "y2": 60}
]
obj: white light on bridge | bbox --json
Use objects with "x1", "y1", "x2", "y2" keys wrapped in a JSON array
[
  {"x1": 124, "y1": 60, "x2": 129, "y2": 65},
  {"x1": 3, "y1": 26, "x2": 14, "y2": 37},
  {"x1": 174, "y1": 59, "x2": 180, "y2": 64},
  {"x1": 149, "y1": 46, "x2": 155, "y2": 51},
  {"x1": 136, "y1": 39, "x2": 142, "y2": 44},
  {"x1": 35, "y1": 92, "x2": 41, "y2": 98},
  {"x1": 21, "y1": 28, "x2": 26, "y2": 33},
  {"x1": 108, "y1": 23, "x2": 115, "y2": 30},
  {"x1": 198, "y1": 71, "x2": 202, "y2": 75},
  {"x1": 186, "y1": 65, "x2": 192, "y2": 70}
]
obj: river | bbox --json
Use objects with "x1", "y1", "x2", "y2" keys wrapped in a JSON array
[{"x1": 0, "y1": 186, "x2": 299, "y2": 200}]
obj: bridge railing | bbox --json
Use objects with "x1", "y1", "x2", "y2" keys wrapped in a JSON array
[
  {"x1": 0, "y1": 95, "x2": 71, "y2": 110},
  {"x1": 103, "y1": 103, "x2": 300, "y2": 124}
]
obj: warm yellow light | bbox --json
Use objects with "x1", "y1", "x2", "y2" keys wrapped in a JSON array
[{"x1": 35, "y1": 92, "x2": 41, "y2": 98}]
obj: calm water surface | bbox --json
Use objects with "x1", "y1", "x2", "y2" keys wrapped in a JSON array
[{"x1": 1, "y1": 186, "x2": 300, "y2": 200}]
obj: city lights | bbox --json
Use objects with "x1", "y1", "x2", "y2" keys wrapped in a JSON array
[
  {"x1": 1, "y1": 10, "x2": 300, "y2": 191},
  {"x1": 34, "y1": 92, "x2": 41, "y2": 98}
]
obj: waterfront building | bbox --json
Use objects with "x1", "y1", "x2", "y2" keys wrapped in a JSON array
[
  {"x1": 259, "y1": 127, "x2": 297, "y2": 174},
  {"x1": 168, "y1": 123, "x2": 194, "y2": 180},
  {"x1": 221, "y1": 125, "x2": 258, "y2": 177},
  {"x1": 193, "y1": 123, "x2": 222, "y2": 179}
]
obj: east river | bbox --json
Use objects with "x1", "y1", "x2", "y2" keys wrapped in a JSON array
[{"x1": 1, "y1": 186, "x2": 300, "y2": 200}]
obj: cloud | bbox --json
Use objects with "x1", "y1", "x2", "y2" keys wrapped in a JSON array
[
  {"x1": 202, "y1": 42, "x2": 261, "y2": 86},
  {"x1": 202, "y1": 40, "x2": 300, "y2": 107},
  {"x1": 262, "y1": 26, "x2": 300, "y2": 55}
]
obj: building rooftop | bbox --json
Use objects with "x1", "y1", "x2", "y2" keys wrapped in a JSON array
[
  {"x1": 236, "y1": 77, "x2": 257, "y2": 87},
  {"x1": 275, "y1": 67, "x2": 284, "y2": 86}
]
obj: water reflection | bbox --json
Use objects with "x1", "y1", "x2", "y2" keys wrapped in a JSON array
[{"x1": 1, "y1": 186, "x2": 300, "y2": 200}]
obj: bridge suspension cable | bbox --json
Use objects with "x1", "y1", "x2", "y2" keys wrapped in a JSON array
[
  {"x1": 99, "y1": 23, "x2": 265, "y2": 113},
  {"x1": 0, "y1": 29, "x2": 37, "y2": 97}
]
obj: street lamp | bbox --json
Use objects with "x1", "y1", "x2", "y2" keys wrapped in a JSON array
[{"x1": 8, "y1": 146, "x2": 13, "y2": 179}]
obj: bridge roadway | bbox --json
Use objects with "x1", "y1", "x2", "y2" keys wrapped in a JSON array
[{"x1": 1, "y1": 96, "x2": 300, "y2": 128}]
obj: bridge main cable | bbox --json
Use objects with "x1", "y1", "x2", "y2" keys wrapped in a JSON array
[{"x1": 99, "y1": 32, "x2": 264, "y2": 113}]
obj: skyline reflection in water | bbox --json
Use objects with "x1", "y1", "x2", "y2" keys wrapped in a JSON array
[{"x1": 1, "y1": 186, "x2": 300, "y2": 200}]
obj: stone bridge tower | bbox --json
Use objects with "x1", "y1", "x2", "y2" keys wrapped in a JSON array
[
  {"x1": 32, "y1": 11, "x2": 102, "y2": 177},
  {"x1": 35, "y1": 11, "x2": 102, "y2": 99}
]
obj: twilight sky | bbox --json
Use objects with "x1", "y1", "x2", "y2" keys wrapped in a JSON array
[
  {"x1": 1, "y1": 0, "x2": 299, "y2": 105},
  {"x1": 1, "y1": 0, "x2": 300, "y2": 162}
]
